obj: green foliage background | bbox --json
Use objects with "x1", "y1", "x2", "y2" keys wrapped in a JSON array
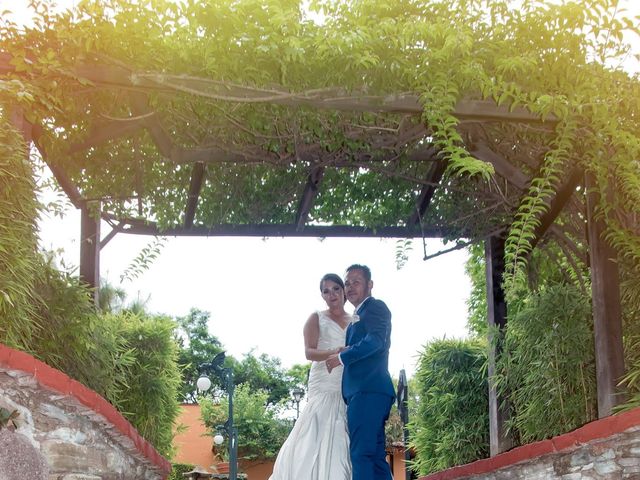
[
  {"x1": 168, "y1": 463, "x2": 194, "y2": 480},
  {"x1": 110, "y1": 312, "x2": 182, "y2": 455},
  {"x1": 175, "y1": 308, "x2": 224, "y2": 403}
]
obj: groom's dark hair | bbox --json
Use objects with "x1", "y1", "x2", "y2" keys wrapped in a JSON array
[{"x1": 346, "y1": 264, "x2": 371, "y2": 283}]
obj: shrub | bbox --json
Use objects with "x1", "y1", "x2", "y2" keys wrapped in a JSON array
[
  {"x1": 0, "y1": 116, "x2": 42, "y2": 348},
  {"x1": 409, "y1": 338, "x2": 489, "y2": 475},
  {"x1": 168, "y1": 463, "x2": 194, "y2": 480},
  {"x1": 614, "y1": 262, "x2": 640, "y2": 411},
  {"x1": 496, "y1": 283, "x2": 596, "y2": 443},
  {"x1": 111, "y1": 312, "x2": 182, "y2": 457}
]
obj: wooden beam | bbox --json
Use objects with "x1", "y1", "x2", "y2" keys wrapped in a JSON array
[
  {"x1": 407, "y1": 150, "x2": 446, "y2": 226},
  {"x1": 485, "y1": 234, "x2": 514, "y2": 456},
  {"x1": 128, "y1": 93, "x2": 249, "y2": 164},
  {"x1": 129, "y1": 93, "x2": 175, "y2": 158},
  {"x1": 8, "y1": 106, "x2": 33, "y2": 141},
  {"x1": 80, "y1": 202, "x2": 101, "y2": 305},
  {"x1": 99, "y1": 221, "x2": 124, "y2": 250},
  {"x1": 68, "y1": 117, "x2": 147, "y2": 154},
  {"x1": 104, "y1": 217, "x2": 450, "y2": 238},
  {"x1": 470, "y1": 143, "x2": 530, "y2": 190},
  {"x1": 31, "y1": 132, "x2": 84, "y2": 209},
  {"x1": 0, "y1": 54, "x2": 555, "y2": 123},
  {"x1": 529, "y1": 167, "x2": 583, "y2": 251},
  {"x1": 184, "y1": 162, "x2": 205, "y2": 229},
  {"x1": 585, "y1": 172, "x2": 625, "y2": 418},
  {"x1": 295, "y1": 166, "x2": 325, "y2": 230}
]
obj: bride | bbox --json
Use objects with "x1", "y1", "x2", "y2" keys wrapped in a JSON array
[{"x1": 269, "y1": 273, "x2": 353, "y2": 480}]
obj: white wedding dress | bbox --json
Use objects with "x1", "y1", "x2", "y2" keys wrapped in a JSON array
[{"x1": 269, "y1": 311, "x2": 352, "y2": 480}]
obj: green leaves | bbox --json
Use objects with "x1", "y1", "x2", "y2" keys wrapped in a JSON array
[
  {"x1": 120, "y1": 236, "x2": 167, "y2": 283},
  {"x1": 200, "y1": 383, "x2": 291, "y2": 461},
  {"x1": 409, "y1": 338, "x2": 489, "y2": 475},
  {"x1": 503, "y1": 116, "x2": 578, "y2": 296},
  {"x1": 495, "y1": 284, "x2": 596, "y2": 443},
  {"x1": 0, "y1": 115, "x2": 42, "y2": 349},
  {"x1": 2, "y1": 0, "x2": 639, "y2": 261}
]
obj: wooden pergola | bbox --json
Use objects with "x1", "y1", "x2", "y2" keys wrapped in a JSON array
[{"x1": 1, "y1": 53, "x2": 624, "y2": 456}]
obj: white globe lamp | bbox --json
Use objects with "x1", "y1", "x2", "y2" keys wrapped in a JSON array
[{"x1": 197, "y1": 376, "x2": 212, "y2": 393}]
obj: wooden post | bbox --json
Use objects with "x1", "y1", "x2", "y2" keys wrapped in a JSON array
[
  {"x1": 585, "y1": 172, "x2": 625, "y2": 418},
  {"x1": 485, "y1": 234, "x2": 513, "y2": 456},
  {"x1": 80, "y1": 201, "x2": 101, "y2": 305},
  {"x1": 9, "y1": 107, "x2": 33, "y2": 142}
]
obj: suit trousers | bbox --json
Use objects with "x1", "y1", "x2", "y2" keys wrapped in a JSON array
[{"x1": 346, "y1": 392, "x2": 394, "y2": 480}]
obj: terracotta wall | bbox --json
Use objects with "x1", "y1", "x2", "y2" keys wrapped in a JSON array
[
  {"x1": 239, "y1": 459, "x2": 274, "y2": 480},
  {"x1": 390, "y1": 447, "x2": 410, "y2": 479},
  {"x1": 174, "y1": 405, "x2": 276, "y2": 480},
  {"x1": 173, "y1": 404, "x2": 216, "y2": 469}
]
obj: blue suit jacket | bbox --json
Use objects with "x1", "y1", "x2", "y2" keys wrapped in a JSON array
[{"x1": 340, "y1": 297, "x2": 395, "y2": 401}]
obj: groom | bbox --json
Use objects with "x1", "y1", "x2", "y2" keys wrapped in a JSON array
[{"x1": 326, "y1": 264, "x2": 395, "y2": 480}]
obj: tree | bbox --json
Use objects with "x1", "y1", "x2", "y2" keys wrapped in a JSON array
[
  {"x1": 175, "y1": 308, "x2": 224, "y2": 403},
  {"x1": 97, "y1": 279, "x2": 127, "y2": 313},
  {"x1": 231, "y1": 350, "x2": 304, "y2": 406},
  {"x1": 200, "y1": 383, "x2": 290, "y2": 462}
]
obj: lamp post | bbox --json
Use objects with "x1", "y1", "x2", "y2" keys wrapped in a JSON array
[
  {"x1": 397, "y1": 369, "x2": 411, "y2": 480},
  {"x1": 197, "y1": 352, "x2": 238, "y2": 480},
  {"x1": 291, "y1": 387, "x2": 305, "y2": 423}
]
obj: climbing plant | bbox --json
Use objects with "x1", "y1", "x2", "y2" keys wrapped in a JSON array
[{"x1": 0, "y1": 0, "x2": 637, "y2": 297}]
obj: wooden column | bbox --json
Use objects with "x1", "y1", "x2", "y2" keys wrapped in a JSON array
[
  {"x1": 9, "y1": 107, "x2": 33, "y2": 142},
  {"x1": 80, "y1": 201, "x2": 101, "y2": 305},
  {"x1": 485, "y1": 234, "x2": 513, "y2": 456},
  {"x1": 585, "y1": 172, "x2": 625, "y2": 418}
]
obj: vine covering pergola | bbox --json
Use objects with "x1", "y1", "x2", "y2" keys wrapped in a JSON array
[{"x1": 1, "y1": 0, "x2": 639, "y2": 458}]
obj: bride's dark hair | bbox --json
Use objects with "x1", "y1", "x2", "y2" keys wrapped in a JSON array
[
  {"x1": 319, "y1": 273, "x2": 345, "y2": 291},
  {"x1": 320, "y1": 273, "x2": 347, "y2": 303}
]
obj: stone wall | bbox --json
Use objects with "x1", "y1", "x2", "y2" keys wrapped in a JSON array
[
  {"x1": 0, "y1": 344, "x2": 171, "y2": 480},
  {"x1": 420, "y1": 407, "x2": 640, "y2": 480}
]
